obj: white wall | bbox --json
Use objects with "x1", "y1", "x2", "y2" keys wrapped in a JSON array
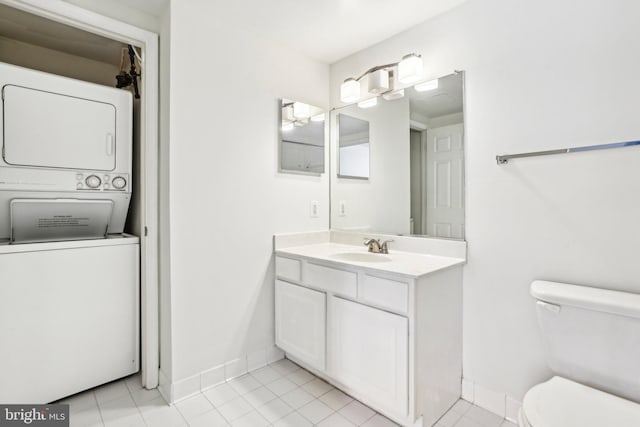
[
  {"x1": 331, "y1": 98, "x2": 411, "y2": 234},
  {"x1": 331, "y1": 0, "x2": 640, "y2": 402},
  {"x1": 167, "y1": 0, "x2": 329, "y2": 381}
]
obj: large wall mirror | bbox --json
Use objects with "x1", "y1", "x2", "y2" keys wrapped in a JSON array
[
  {"x1": 279, "y1": 99, "x2": 325, "y2": 174},
  {"x1": 330, "y1": 71, "x2": 465, "y2": 239}
]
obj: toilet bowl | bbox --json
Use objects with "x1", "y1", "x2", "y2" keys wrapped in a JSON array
[
  {"x1": 518, "y1": 376, "x2": 640, "y2": 427},
  {"x1": 520, "y1": 281, "x2": 640, "y2": 427}
]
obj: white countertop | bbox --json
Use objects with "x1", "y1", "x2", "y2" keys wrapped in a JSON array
[{"x1": 276, "y1": 242, "x2": 465, "y2": 278}]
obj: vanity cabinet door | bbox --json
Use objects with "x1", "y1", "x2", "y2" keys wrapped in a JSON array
[
  {"x1": 329, "y1": 296, "x2": 408, "y2": 418},
  {"x1": 275, "y1": 280, "x2": 326, "y2": 371}
]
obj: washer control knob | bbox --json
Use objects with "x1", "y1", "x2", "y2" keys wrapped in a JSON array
[
  {"x1": 85, "y1": 175, "x2": 101, "y2": 188},
  {"x1": 112, "y1": 176, "x2": 127, "y2": 190}
]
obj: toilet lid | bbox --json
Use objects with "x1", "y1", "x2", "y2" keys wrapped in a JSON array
[{"x1": 523, "y1": 376, "x2": 640, "y2": 427}]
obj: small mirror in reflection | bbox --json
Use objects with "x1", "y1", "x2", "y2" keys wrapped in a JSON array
[
  {"x1": 279, "y1": 99, "x2": 325, "y2": 174},
  {"x1": 338, "y1": 114, "x2": 370, "y2": 179}
]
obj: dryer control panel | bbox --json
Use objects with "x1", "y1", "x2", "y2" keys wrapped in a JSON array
[
  {"x1": 76, "y1": 173, "x2": 129, "y2": 192},
  {"x1": 0, "y1": 167, "x2": 130, "y2": 193}
]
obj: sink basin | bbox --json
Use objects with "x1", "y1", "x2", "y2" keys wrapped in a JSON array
[{"x1": 329, "y1": 252, "x2": 392, "y2": 263}]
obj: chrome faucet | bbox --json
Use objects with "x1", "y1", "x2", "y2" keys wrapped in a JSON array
[{"x1": 364, "y1": 238, "x2": 393, "y2": 254}]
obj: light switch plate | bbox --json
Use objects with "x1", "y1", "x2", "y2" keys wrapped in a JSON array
[
  {"x1": 339, "y1": 201, "x2": 346, "y2": 216},
  {"x1": 310, "y1": 200, "x2": 319, "y2": 218}
]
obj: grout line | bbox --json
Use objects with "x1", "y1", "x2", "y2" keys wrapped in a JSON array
[
  {"x1": 93, "y1": 396, "x2": 108, "y2": 427},
  {"x1": 125, "y1": 377, "x2": 149, "y2": 427},
  {"x1": 91, "y1": 391, "x2": 107, "y2": 427}
]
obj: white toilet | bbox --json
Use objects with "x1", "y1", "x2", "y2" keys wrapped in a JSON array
[{"x1": 519, "y1": 280, "x2": 640, "y2": 427}]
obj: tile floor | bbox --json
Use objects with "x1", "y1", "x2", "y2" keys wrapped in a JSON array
[{"x1": 59, "y1": 358, "x2": 517, "y2": 427}]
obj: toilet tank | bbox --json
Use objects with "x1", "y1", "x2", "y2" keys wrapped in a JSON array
[{"x1": 531, "y1": 280, "x2": 640, "y2": 403}]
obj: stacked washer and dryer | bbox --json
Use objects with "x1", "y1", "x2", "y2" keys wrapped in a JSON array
[{"x1": 0, "y1": 62, "x2": 140, "y2": 403}]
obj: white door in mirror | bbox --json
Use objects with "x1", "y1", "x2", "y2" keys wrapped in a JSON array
[{"x1": 426, "y1": 123, "x2": 464, "y2": 239}]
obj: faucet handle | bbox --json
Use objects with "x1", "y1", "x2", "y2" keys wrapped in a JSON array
[
  {"x1": 380, "y1": 239, "x2": 394, "y2": 254},
  {"x1": 363, "y1": 237, "x2": 381, "y2": 253}
]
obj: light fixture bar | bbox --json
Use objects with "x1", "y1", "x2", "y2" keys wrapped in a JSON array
[
  {"x1": 340, "y1": 53, "x2": 424, "y2": 103},
  {"x1": 353, "y1": 61, "x2": 399, "y2": 82},
  {"x1": 368, "y1": 69, "x2": 390, "y2": 94},
  {"x1": 340, "y1": 78, "x2": 361, "y2": 103}
]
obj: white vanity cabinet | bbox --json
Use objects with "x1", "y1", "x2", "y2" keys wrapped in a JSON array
[
  {"x1": 275, "y1": 280, "x2": 326, "y2": 371},
  {"x1": 274, "y1": 251, "x2": 463, "y2": 427},
  {"x1": 329, "y1": 296, "x2": 409, "y2": 417}
]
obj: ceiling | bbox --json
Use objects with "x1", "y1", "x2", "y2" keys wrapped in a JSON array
[
  {"x1": 107, "y1": 0, "x2": 169, "y2": 17},
  {"x1": 0, "y1": 0, "x2": 467, "y2": 66},
  {"x1": 104, "y1": 0, "x2": 468, "y2": 64}
]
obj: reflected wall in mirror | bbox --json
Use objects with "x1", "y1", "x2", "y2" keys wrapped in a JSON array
[
  {"x1": 330, "y1": 72, "x2": 465, "y2": 239},
  {"x1": 338, "y1": 114, "x2": 370, "y2": 179},
  {"x1": 279, "y1": 99, "x2": 325, "y2": 174}
]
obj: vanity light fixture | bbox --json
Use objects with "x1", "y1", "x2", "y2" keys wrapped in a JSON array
[
  {"x1": 382, "y1": 88, "x2": 405, "y2": 101},
  {"x1": 281, "y1": 99, "x2": 323, "y2": 130},
  {"x1": 340, "y1": 78, "x2": 360, "y2": 103},
  {"x1": 281, "y1": 121, "x2": 294, "y2": 131},
  {"x1": 414, "y1": 78, "x2": 439, "y2": 92},
  {"x1": 398, "y1": 53, "x2": 423, "y2": 84},
  {"x1": 339, "y1": 53, "x2": 424, "y2": 103},
  {"x1": 367, "y1": 69, "x2": 390, "y2": 94},
  {"x1": 357, "y1": 97, "x2": 378, "y2": 109},
  {"x1": 293, "y1": 102, "x2": 310, "y2": 119}
]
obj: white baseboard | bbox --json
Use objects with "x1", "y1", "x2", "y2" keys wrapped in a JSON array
[
  {"x1": 461, "y1": 377, "x2": 522, "y2": 423},
  {"x1": 157, "y1": 369, "x2": 171, "y2": 403},
  {"x1": 162, "y1": 345, "x2": 285, "y2": 403},
  {"x1": 505, "y1": 395, "x2": 523, "y2": 423},
  {"x1": 224, "y1": 357, "x2": 248, "y2": 381},
  {"x1": 461, "y1": 378, "x2": 474, "y2": 402}
]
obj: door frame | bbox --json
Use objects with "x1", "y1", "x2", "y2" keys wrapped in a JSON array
[
  {"x1": 420, "y1": 129, "x2": 428, "y2": 234},
  {"x1": 1, "y1": 0, "x2": 160, "y2": 389}
]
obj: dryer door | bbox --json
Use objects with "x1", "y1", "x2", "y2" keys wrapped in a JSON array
[{"x1": 3, "y1": 85, "x2": 117, "y2": 171}]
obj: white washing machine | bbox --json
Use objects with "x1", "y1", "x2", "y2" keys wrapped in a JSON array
[{"x1": 0, "y1": 235, "x2": 140, "y2": 403}]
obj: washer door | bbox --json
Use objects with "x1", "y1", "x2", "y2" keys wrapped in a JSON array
[
  {"x1": 3, "y1": 85, "x2": 116, "y2": 171},
  {"x1": 10, "y1": 198, "x2": 114, "y2": 243}
]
